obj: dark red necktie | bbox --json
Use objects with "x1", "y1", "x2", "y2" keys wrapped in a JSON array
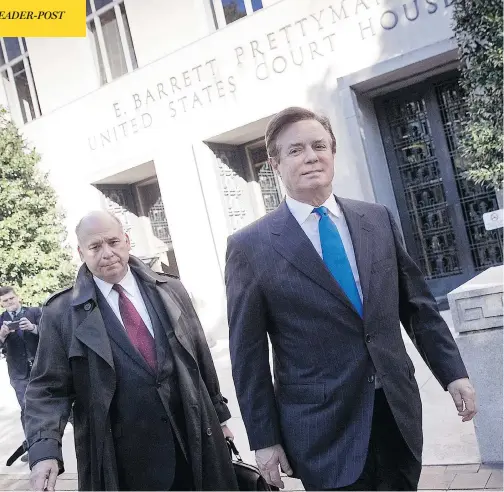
[{"x1": 113, "y1": 284, "x2": 157, "y2": 372}]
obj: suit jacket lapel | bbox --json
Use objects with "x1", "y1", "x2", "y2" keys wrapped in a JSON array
[
  {"x1": 270, "y1": 201, "x2": 359, "y2": 314},
  {"x1": 337, "y1": 197, "x2": 374, "y2": 317},
  {"x1": 96, "y1": 287, "x2": 155, "y2": 378}
]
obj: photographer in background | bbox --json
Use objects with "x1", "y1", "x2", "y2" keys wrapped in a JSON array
[{"x1": 0, "y1": 286, "x2": 41, "y2": 463}]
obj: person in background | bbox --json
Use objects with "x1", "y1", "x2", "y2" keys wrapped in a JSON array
[
  {"x1": 225, "y1": 107, "x2": 477, "y2": 491},
  {"x1": 24, "y1": 211, "x2": 238, "y2": 492},
  {"x1": 0, "y1": 286, "x2": 42, "y2": 463}
]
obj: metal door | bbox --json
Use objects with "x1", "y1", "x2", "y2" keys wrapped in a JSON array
[{"x1": 375, "y1": 73, "x2": 502, "y2": 300}]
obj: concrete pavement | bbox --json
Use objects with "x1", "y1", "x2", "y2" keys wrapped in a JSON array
[{"x1": 0, "y1": 310, "x2": 495, "y2": 491}]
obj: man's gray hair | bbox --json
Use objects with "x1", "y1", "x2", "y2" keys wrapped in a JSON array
[{"x1": 75, "y1": 210, "x2": 124, "y2": 241}]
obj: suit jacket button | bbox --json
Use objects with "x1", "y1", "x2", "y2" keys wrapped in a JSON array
[
  {"x1": 365, "y1": 334, "x2": 372, "y2": 343},
  {"x1": 84, "y1": 302, "x2": 92, "y2": 311},
  {"x1": 206, "y1": 427, "x2": 212, "y2": 436},
  {"x1": 368, "y1": 375, "x2": 375, "y2": 383},
  {"x1": 156, "y1": 382, "x2": 161, "y2": 388}
]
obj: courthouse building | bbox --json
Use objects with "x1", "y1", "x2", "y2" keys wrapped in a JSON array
[{"x1": 0, "y1": 0, "x2": 502, "y2": 337}]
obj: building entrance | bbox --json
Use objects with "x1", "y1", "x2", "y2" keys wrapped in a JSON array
[{"x1": 375, "y1": 73, "x2": 502, "y2": 300}]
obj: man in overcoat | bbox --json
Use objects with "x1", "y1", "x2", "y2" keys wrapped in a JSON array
[
  {"x1": 25, "y1": 211, "x2": 238, "y2": 491},
  {"x1": 225, "y1": 107, "x2": 477, "y2": 491}
]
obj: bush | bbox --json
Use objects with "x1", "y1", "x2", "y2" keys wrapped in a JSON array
[
  {"x1": 0, "y1": 108, "x2": 75, "y2": 306},
  {"x1": 452, "y1": 0, "x2": 503, "y2": 187}
]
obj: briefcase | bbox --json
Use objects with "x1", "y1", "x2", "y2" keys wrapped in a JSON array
[{"x1": 226, "y1": 438, "x2": 279, "y2": 491}]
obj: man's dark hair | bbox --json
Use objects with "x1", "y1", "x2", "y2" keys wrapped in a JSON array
[
  {"x1": 0, "y1": 286, "x2": 16, "y2": 297},
  {"x1": 265, "y1": 106, "x2": 337, "y2": 160}
]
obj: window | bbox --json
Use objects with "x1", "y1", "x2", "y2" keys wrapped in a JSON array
[
  {"x1": 212, "y1": 0, "x2": 263, "y2": 28},
  {"x1": 87, "y1": 0, "x2": 137, "y2": 85},
  {"x1": 0, "y1": 37, "x2": 41, "y2": 124}
]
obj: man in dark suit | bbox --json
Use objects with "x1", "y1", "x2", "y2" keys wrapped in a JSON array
[
  {"x1": 0, "y1": 286, "x2": 41, "y2": 462},
  {"x1": 25, "y1": 211, "x2": 238, "y2": 492},
  {"x1": 225, "y1": 107, "x2": 477, "y2": 491}
]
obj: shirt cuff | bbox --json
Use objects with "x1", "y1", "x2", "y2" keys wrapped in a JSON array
[{"x1": 220, "y1": 420, "x2": 228, "y2": 427}]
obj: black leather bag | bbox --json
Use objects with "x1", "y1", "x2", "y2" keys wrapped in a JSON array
[{"x1": 226, "y1": 438, "x2": 279, "y2": 491}]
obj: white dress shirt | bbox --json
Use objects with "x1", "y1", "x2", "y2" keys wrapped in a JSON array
[
  {"x1": 93, "y1": 266, "x2": 155, "y2": 337},
  {"x1": 286, "y1": 194, "x2": 363, "y2": 302}
]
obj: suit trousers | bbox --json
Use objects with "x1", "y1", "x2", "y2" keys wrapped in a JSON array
[
  {"x1": 307, "y1": 389, "x2": 422, "y2": 491},
  {"x1": 10, "y1": 377, "x2": 29, "y2": 433}
]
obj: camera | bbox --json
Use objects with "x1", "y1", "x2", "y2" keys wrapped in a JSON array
[{"x1": 7, "y1": 320, "x2": 21, "y2": 331}]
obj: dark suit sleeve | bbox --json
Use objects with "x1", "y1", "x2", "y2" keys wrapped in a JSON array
[
  {"x1": 172, "y1": 281, "x2": 232, "y2": 423},
  {"x1": 0, "y1": 313, "x2": 7, "y2": 349},
  {"x1": 225, "y1": 236, "x2": 281, "y2": 451},
  {"x1": 386, "y1": 207, "x2": 469, "y2": 389},
  {"x1": 24, "y1": 305, "x2": 74, "y2": 472},
  {"x1": 26, "y1": 307, "x2": 41, "y2": 341},
  {"x1": 33, "y1": 306, "x2": 42, "y2": 326}
]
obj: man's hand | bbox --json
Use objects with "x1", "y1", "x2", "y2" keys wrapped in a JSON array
[
  {"x1": 0, "y1": 323, "x2": 10, "y2": 343},
  {"x1": 448, "y1": 378, "x2": 477, "y2": 422},
  {"x1": 221, "y1": 424, "x2": 234, "y2": 440},
  {"x1": 255, "y1": 444, "x2": 293, "y2": 489},
  {"x1": 19, "y1": 317, "x2": 35, "y2": 331},
  {"x1": 30, "y1": 459, "x2": 59, "y2": 491}
]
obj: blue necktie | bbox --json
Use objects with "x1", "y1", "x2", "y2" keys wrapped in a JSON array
[{"x1": 314, "y1": 206, "x2": 363, "y2": 317}]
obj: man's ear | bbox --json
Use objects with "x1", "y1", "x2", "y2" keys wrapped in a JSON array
[
  {"x1": 77, "y1": 245, "x2": 84, "y2": 262},
  {"x1": 125, "y1": 233, "x2": 131, "y2": 251}
]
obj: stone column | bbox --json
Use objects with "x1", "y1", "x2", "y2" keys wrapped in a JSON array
[{"x1": 448, "y1": 266, "x2": 503, "y2": 464}]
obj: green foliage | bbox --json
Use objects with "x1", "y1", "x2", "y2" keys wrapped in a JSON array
[
  {"x1": 0, "y1": 107, "x2": 75, "y2": 306},
  {"x1": 452, "y1": 0, "x2": 503, "y2": 187}
]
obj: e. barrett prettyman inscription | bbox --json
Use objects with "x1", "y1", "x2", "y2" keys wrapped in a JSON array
[
  {"x1": 88, "y1": 0, "x2": 454, "y2": 151},
  {"x1": 88, "y1": 59, "x2": 236, "y2": 151},
  {"x1": 234, "y1": 0, "x2": 454, "y2": 80}
]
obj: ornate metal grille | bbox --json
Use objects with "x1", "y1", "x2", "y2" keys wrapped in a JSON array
[
  {"x1": 385, "y1": 96, "x2": 462, "y2": 279},
  {"x1": 214, "y1": 148, "x2": 249, "y2": 233},
  {"x1": 249, "y1": 145, "x2": 283, "y2": 214},
  {"x1": 256, "y1": 161, "x2": 282, "y2": 213},
  {"x1": 149, "y1": 197, "x2": 171, "y2": 244},
  {"x1": 100, "y1": 186, "x2": 136, "y2": 248},
  {"x1": 435, "y1": 79, "x2": 503, "y2": 271},
  {"x1": 139, "y1": 182, "x2": 172, "y2": 245}
]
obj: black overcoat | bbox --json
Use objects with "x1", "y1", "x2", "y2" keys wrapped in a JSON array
[{"x1": 25, "y1": 256, "x2": 238, "y2": 491}]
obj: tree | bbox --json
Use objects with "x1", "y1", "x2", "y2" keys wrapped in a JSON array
[
  {"x1": 452, "y1": 0, "x2": 503, "y2": 187},
  {"x1": 0, "y1": 107, "x2": 75, "y2": 306}
]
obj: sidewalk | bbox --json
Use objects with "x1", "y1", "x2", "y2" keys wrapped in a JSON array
[
  {"x1": 0, "y1": 464, "x2": 502, "y2": 491},
  {"x1": 0, "y1": 311, "x2": 501, "y2": 491}
]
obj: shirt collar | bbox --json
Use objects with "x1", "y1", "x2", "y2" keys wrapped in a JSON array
[
  {"x1": 286, "y1": 193, "x2": 341, "y2": 226},
  {"x1": 93, "y1": 265, "x2": 135, "y2": 299}
]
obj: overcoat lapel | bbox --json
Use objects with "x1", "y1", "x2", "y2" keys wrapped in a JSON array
[
  {"x1": 131, "y1": 261, "x2": 204, "y2": 488},
  {"x1": 71, "y1": 267, "x2": 115, "y2": 370}
]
